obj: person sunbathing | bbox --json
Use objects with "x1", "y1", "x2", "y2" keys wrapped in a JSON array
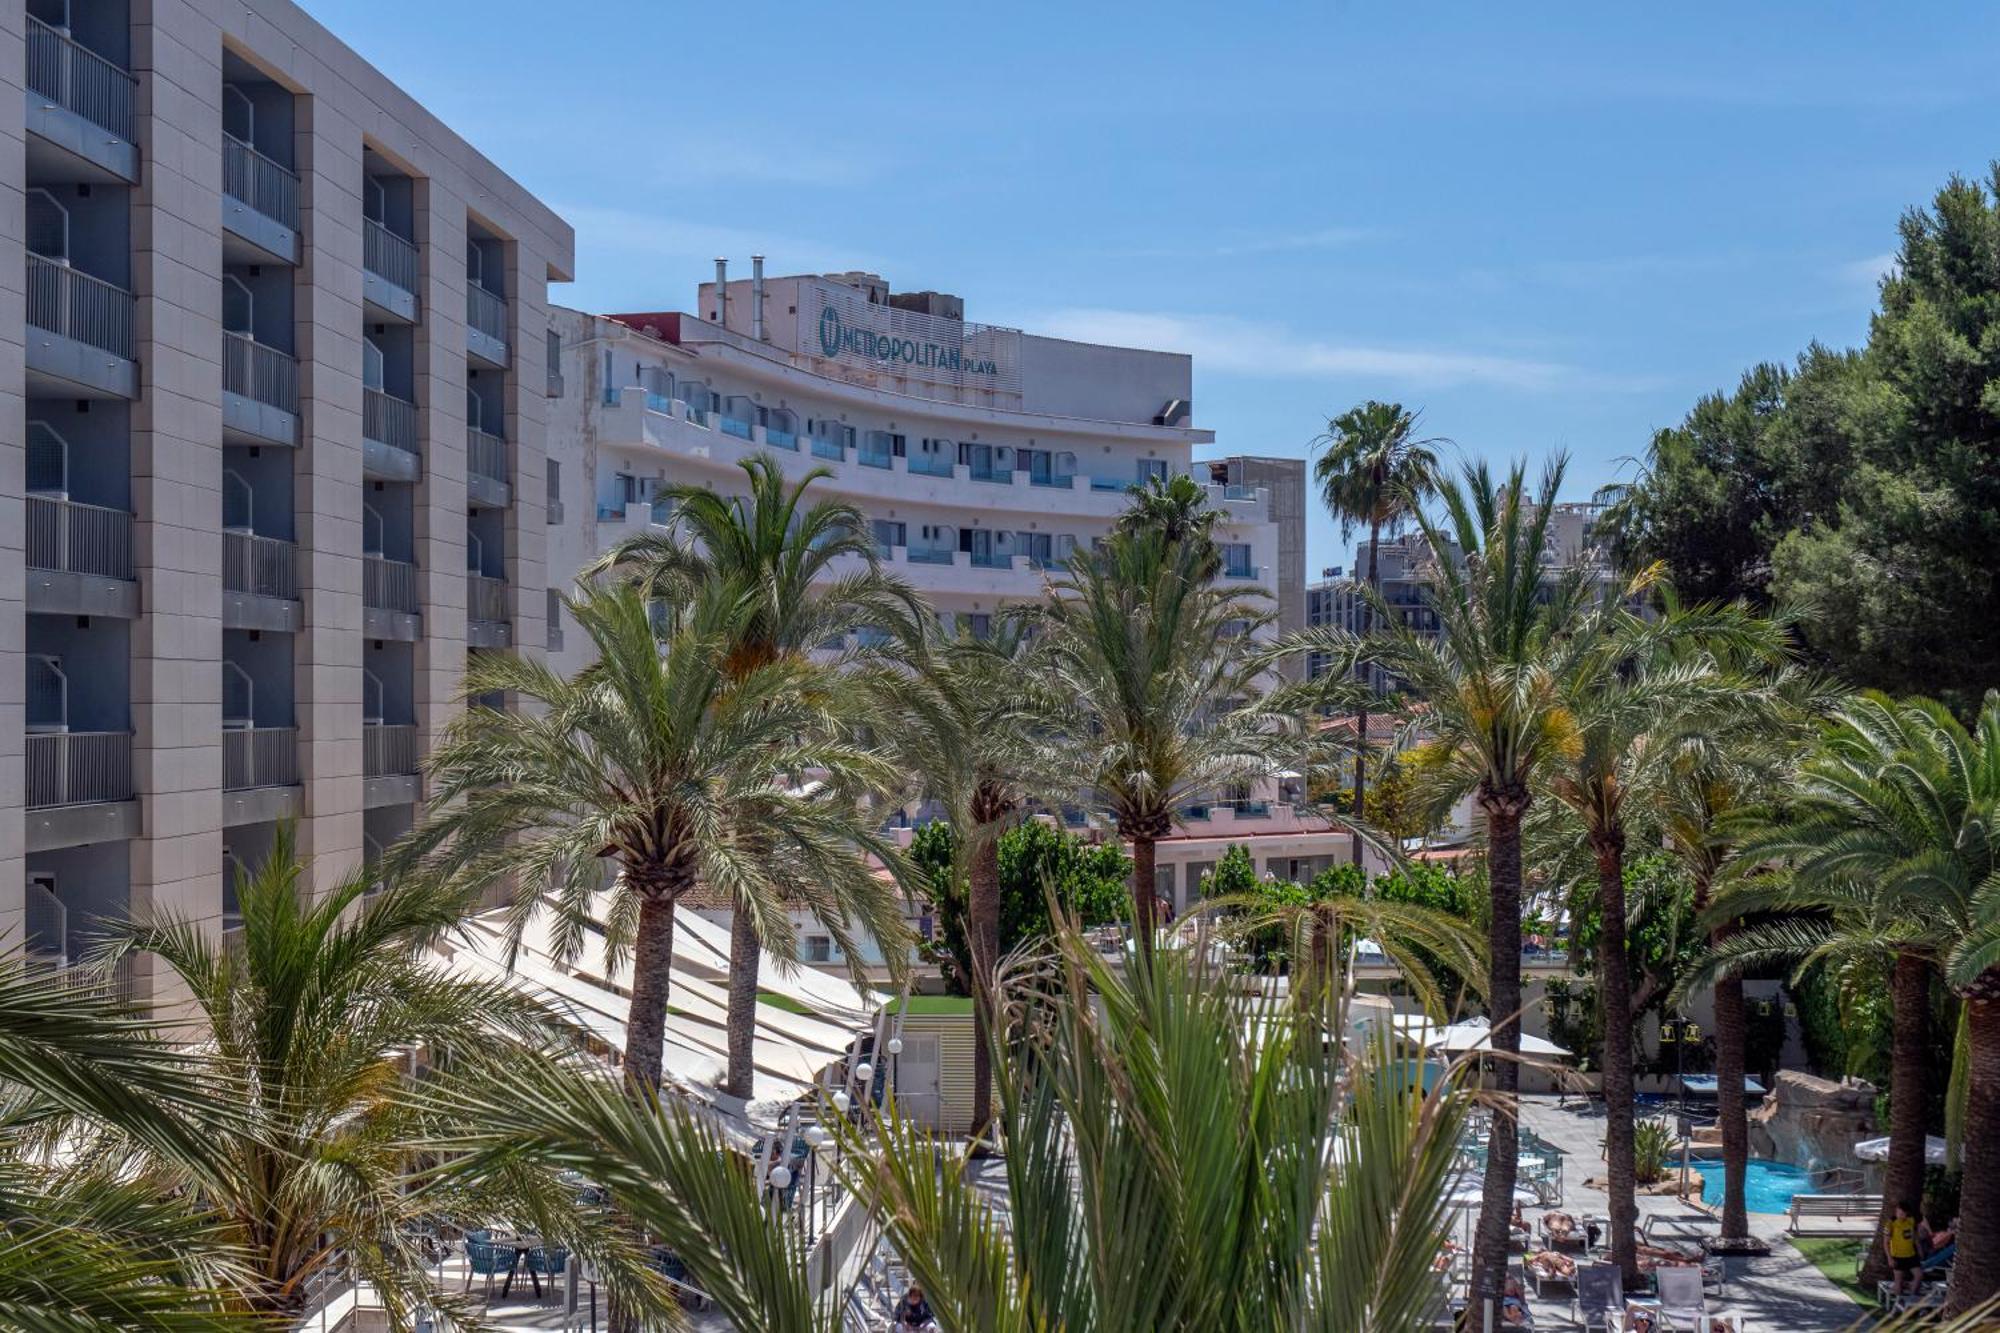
[
  {"x1": 1510, "y1": 1203, "x2": 1533, "y2": 1240},
  {"x1": 1527, "y1": 1249, "x2": 1577, "y2": 1282},
  {"x1": 1432, "y1": 1238, "x2": 1464, "y2": 1273},
  {"x1": 1542, "y1": 1210, "x2": 1579, "y2": 1244}
]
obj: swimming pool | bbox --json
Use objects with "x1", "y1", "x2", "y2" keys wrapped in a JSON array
[{"x1": 1689, "y1": 1158, "x2": 1811, "y2": 1214}]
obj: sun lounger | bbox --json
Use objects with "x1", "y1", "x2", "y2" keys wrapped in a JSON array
[{"x1": 1574, "y1": 1262, "x2": 1623, "y2": 1333}]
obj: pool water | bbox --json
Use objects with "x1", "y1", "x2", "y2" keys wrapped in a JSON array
[{"x1": 1690, "y1": 1158, "x2": 1810, "y2": 1214}]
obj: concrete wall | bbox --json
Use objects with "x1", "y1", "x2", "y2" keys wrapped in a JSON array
[{"x1": 1019, "y1": 333, "x2": 1191, "y2": 425}]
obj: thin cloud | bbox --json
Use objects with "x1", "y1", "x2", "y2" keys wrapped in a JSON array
[
  {"x1": 1032, "y1": 308, "x2": 1653, "y2": 393},
  {"x1": 1839, "y1": 251, "x2": 1899, "y2": 295},
  {"x1": 558, "y1": 204, "x2": 873, "y2": 283}
]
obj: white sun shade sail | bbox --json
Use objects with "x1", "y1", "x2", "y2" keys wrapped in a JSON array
[
  {"x1": 1393, "y1": 1013, "x2": 1572, "y2": 1060},
  {"x1": 431, "y1": 896, "x2": 889, "y2": 1125},
  {"x1": 1854, "y1": 1135, "x2": 1947, "y2": 1165}
]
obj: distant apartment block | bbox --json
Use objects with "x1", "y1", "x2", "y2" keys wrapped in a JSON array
[{"x1": 4, "y1": 0, "x2": 573, "y2": 1005}]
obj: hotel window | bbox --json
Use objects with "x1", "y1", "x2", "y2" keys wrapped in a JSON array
[
  {"x1": 1222, "y1": 543, "x2": 1254, "y2": 577},
  {"x1": 870, "y1": 519, "x2": 905, "y2": 557},
  {"x1": 1137, "y1": 458, "x2": 1168, "y2": 485},
  {"x1": 546, "y1": 458, "x2": 561, "y2": 506},
  {"x1": 806, "y1": 936, "x2": 833, "y2": 963}
]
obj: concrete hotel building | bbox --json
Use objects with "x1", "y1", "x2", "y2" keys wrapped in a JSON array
[
  {"x1": 5, "y1": 0, "x2": 572, "y2": 1001},
  {"x1": 545, "y1": 265, "x2": 1355, "y2": 944}
]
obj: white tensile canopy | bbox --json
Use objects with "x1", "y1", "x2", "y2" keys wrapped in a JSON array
[
  {"x1": 1392, "y1": 1013, "x2": 1573, "y2": 1060},
  {"x1": 430, "y1": 892, "x2": 888, "y2": 1133},
  {"x1": 1853, "y1": 1134, "x2": 1947, "y2": 1165}
]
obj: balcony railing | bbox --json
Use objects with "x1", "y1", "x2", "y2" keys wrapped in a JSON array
[
  {"x1": 364, "y1": 554, "x2": 419, "y2": 613},
  {"x1": 363, "y1": 722, "x2": 417, "y2": 778},
  {"x1": 222, "y1": 135, "x2": 300, "y2": 230},
  {"x1": 766, "y1": 427, "x2": 798, "y2": 450},
  {"x1": 222, "y1": 331, "x2": 299, "y2": 413},
  {"x1": 1031, "y1": 473, "x2": 1075, "y2": 489},
  {"x1": 26, "y1": 731, "x2": 133, "y2": 808},
  {"x1": 719, "y1": 415, "x2": 753, "y2": 441},
  {"x1": 27, "y1": 254, "x2": 135, "y2": 359},
  {"x1": 467, "y1": 428, "x2": 508, "y2": 485},
  {"x1": 363, "y1": 218, "x2": 419, "y2": 293},
  {"x1": 970, "y1": 551, "x2": 1012, "y2": 570},
  {"x1": 27, "y1": 495, "x2": 132, "y2": 578},
  {"x1": 810, "y1": 435, "x2": 844, "y2": 461},
  {"x1": 27, "y1": 15, "x2": 136, "y2": 143},
  {"x1": 907, "y1": 547, "x2": 954, "y2": 566},
  {"x1": 967, "y1": 465, "x2": 1012, "y2": 485},
  {"x1": 223, "y1": 726, "x2": 298, "y2": 790},
  {"x1": 222, "y1": 531, "x2": 297, "y2": 600},
  {"x1": 363, "y1": 388, "x2": 418, "y2": 453},
  {"x1": 909, "y1": 453, "x2": 954, "y2": 478},
  {"x1": 468, "y1": 574, "x2": 509, "y2": 624},
  {"x1": 466, "y1": 282, "x2": 507, "y2": 345},
  {"x1": 858, "y1": 442, "x2": 893, "y2": 469}
]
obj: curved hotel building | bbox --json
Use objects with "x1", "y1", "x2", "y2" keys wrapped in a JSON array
[{"x1": 546, "y1": 266, "x2": 1356, "y2": 951}]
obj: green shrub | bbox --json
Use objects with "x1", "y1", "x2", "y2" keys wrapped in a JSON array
[{"x1": 1634, "y1": 1117, "x2": 1674, "y2": 1185}]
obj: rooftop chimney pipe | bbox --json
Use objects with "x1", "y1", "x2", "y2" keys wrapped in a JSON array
[
  {"x1": 751, "y1": 255, "x2": 766, "y2": 342},
  {"x1": 714, "y1": 257, "x2": 728, "y2": 326}
]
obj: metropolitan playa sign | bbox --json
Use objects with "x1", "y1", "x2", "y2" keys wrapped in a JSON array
[{"x1": 800, "y1": 282, "x2": 1023, "y2": 395}]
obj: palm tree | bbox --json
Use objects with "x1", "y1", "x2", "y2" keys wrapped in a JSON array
[
  {"x1": 1289, "y1": 454, "x2": 1585, "y2": 1315},
  {"x1": 1312, "y1": 401, "x2": 1445, "y2": 865},
  {"x1": 395, "y1": 581, "x2": 910, "y2": 1095},
  {"x1": 588, "y1": 455, "x2": 922, "y2": 1099},
  {"x1": 101, "y1": 826, "x2": 666, "y2": 1324},
  {"x1": 874, "y1": 620, "x2": 1051, "y2": 1141},
  {"x1": 1703, "y1": 693, "x2": 1995, "y2": 1296},
  {"x1": 1032, "y1": 522, "x2": 1284, "y2": 957},
  {"x1": 433, "y1": 919, "x2": 1475, "y2": 1333},
  {"x1": 1113, "y1": 470, "x2": 1223, "y2": 576}
]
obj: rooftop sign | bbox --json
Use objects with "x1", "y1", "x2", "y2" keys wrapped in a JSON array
[{"x1": 800, "y1": 281, "x2": 1022, "y2": 395}]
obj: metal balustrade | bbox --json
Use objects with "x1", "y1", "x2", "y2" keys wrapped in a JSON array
[
  {"x1": 223, "y1": 726, "x2": 298, "y2": 790},
  {"x1": 26, "y1": 495, "x2": 132, "y2": 578},
  {"x1": 907, "y1": 547, "x2": 955, "y2": 566},
  {"x1": 363, "y1": 388, "x2": 418, "y2": 453},
  {"x1": 467, "y1": 574, "x2": 509, "y2": 624},
  {"x1": 222, "y1": 135, "x2": 300, "y2": 229},
  {"x1": 222, "y1": 531, "x2": 297, "y2": 600},
  {"x1": 467, "y1": 428, "x2": 508, "y2": 484},
  {"x1": 27, "y1": 16, "x2": 136, "y2": 143},
  {"x1": 222, "y1": 332, "x2": 299, "y2": 412},
  {"x1": 363, "y1": 555, "x2": 419, "y2": 613},
  {"x1": 362, "y1": 722, "x2": 417, "y2": 778},
  {"x1": 908, "y1": 453, "x2": 954, "y2": 478},
  {"x1": 26, "y1": 731, "x2": 133, "y2": 807},
  {"x1": 466, "y1": 283, "x2": 508, "y2": 345},
  {"x1": 363, "y1": 218, "x2": 419, "y2": 293},
  {"x1": 27, "y1": 254, "x2": 135, "y2": 359}
]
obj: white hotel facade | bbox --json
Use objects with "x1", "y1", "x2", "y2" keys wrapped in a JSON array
[{"x1": 545, "y1": 266, "x2": 1364, "y2": 960}]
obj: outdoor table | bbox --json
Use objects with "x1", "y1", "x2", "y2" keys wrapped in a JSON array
[{"x1": 491, "y1": 1232, "x2": 544, "y2": 1300}]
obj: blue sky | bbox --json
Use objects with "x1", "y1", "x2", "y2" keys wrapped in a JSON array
[{"x1": 310, "y1": 0, "x2": 2000, "y2": 574}]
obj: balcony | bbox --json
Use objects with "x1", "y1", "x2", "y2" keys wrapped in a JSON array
[
  {"x1": 363, "y1": 722, "x2": 420, "y2": 808},
  {"x1": 466, "y1": 283, "x2": 508, "y2": 367},
  {"x1": 969, "y1": 551, "x2": 1013, "y2": 570},
  {"x1": 467, "y1": 428, "x2": 510, "y2": 508},
  {"x1": 908, "y1": 452, "x2": 955, "y2": 479},
  {"x1": 221, "y1": 136, "x2": 300, "y2": 263},
  {"x1": 26, "y1": 495, "x2": 137, "y2": 618},
  {"x1": 362, "y1": 219, "x2": 420, "y2": 322},
  {"x1": 222, "y1": 531, "x2": 300, "y2": 632},
  {"x1": 363, "y1": 555, "x2": 421, "y2": 641},
  {"x1": 907, "y1": 546, "x2": 955, "y2": 566},
  {"x1": 362, "y1": 389, "x2": 421, "y2": 481},
  {"x1": 26, "y1": 254, "x2": 137, "y2": 398},
  {"x1": 720, "y1": 414, "x2": 753, "y2": 441},
  {"x1": 25, "y1": 16, "x2": 138, "y2": 183},
  {"x1": 1224, "y1": 563, "x2": 1265, "y2": 583},
  {"x1": 812, "y1": 435, "x2": 845, "y2": 462},
  {"x1": 222, "y1": 332, "x2": 300, "y2": 446},
  {"x1": 223, "y1": 726, "x2": 298, "y2": 789},
  {"x1": 26, "y1": 730, "x2": 140, "y2": 851},
  {"x1": 467, "y1": 574, "x2": 510, "y2": 648}
]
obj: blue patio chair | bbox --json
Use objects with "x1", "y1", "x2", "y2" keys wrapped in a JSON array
[
  {"x1": 463, "y1": 1238, "x2": 508, "y2": 1296},
  {"x1": 529, "y1": 1246, "x2": 568, "y2": 1277}
]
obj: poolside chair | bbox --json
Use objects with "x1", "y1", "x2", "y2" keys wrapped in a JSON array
[
  {"x1": 462, "y1": 1238, "x2": 508, "y2": 1297},
  {"x1": 1526, "y1": 1251, "x2": 1577, "y2": 1298},
  {"x1": 1573, "y1": 1262, "x2": 1623, "y2": 1333},
  {"x1": 1654, "y1": 1264, "x2": 1706, "y2": 1328}
]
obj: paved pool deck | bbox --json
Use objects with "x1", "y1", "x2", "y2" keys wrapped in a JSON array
[{"x1": 1512, "y1": 1093, "x2": 1866, "y2": 1330}]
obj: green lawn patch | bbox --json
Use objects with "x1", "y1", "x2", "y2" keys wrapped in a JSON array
[
  {"x1": 1789, "y1": 1236, "x2": 1870, "y2": 1307},
  {"x1": 890, "y1": 994, "x2": 974, "y2": 1015}
]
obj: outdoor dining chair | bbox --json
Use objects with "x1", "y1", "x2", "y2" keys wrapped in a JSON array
[
  {"x1": 1574, "y1": 1262, "x2": 1623, "y2": 1333},
  {"x1": 1654, "y1": 1265, "x2": 1707, "y2": 1328}
]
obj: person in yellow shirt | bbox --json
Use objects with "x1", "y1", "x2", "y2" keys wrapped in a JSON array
[{"x1": 1885, "y1": 1200, "x2": 1923, "y2": 1302}]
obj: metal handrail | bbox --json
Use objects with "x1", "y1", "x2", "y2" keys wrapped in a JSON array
[
  {"x1": 467, "y1": 574, "x2": 509, "y2": 624},
  {"x1": 222, "y1": 134, "x2": 300, "y2": 229},
  {"x1": 467, "y1": 427, "x2": 508, "y2": 484},
  {"x1": 27, "y1": 253, "x2": 134, "y2": 359},
  {"x1": 222, "y1": 331, "x2": 299, "y2": 412},
  {"x1": 362, "y1": 722, "x2": 417, "y2": 778},
  {"x1": 26, "y1": 15, "x2": 135, "y2": 143},
  {"x1": 466, "y1": 282, "x2": 507, "y2": 345},
  {"x1": 223, "y1": 726, "x2": 298, "y2": 790},
  {"x1": 27, "y1": 494, "x2": 132, "y2": 578},
  {"x1": 363, "y1": 555, "x2": 419, "y2": 613},
  {"x1": 222, "y1": 530, "x2": 297, "y2": 599},
  {"x1": 363, "y1": 218, "x2": 419, "y2": 293},
  {"x1": 363, "y1": 388, "x2": 418, "y2": 453},
  {"x1": 26, "y1": 730, "x2": 133, "y2": 807}
]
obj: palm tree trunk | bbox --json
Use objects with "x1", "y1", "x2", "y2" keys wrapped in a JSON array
[
  {"x1": 1131, "y1": 834, "x2": 1157, "y2": 962},
  {"x1": 1350, "y1": 519, "x2": 1382, "y2": 868},
  {"x1": 968, "y1": 831, "x2": 1001, "y2": 1141},
  {"x1": 1467, "y1": 785, "x2": 1526, "y2": 1325},
  {"x1": 1711, "y1": 966, "x2": 1751, "y2": 1241},
  {"x1": 1863, "y1": 952, "x2": 1931, "y2": 1286},
  {"x1": 1942, "y1": 988, "x2": 1999, "y2": 1317},
  {"x1": 724, "y1": 909, "x2": 761, "y2": 1100},
  {"x1": 1591, "y1": 827, "x2": 1640, "y2": 1286},
  {"x1": 623, "y1": 890, "x2": 680, "y2": 1092}
]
